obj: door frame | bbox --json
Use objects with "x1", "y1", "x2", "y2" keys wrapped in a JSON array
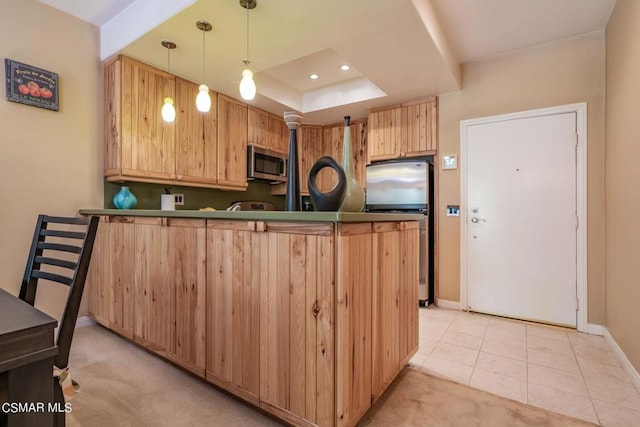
[{"x1": 460, "y1": 103, "x2": 587, "y2": 332}]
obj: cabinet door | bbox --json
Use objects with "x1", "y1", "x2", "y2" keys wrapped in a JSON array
[
  {"x1": 398, "y1": 224, "x2": 419, "y2": 364},
  {"x1": 170, "y1": 219, "x2": 206, "y2": 375},
  {"x1": 259, "y1": 226, "x2": 335, "y2": 426},
  {"x1": 299, "y1": 126, "x2": 323, "y2": 196},
  {"x1": 119, "y1": 56, "x2": 176, "y2": 179},
  {"x1": 175, "y1": 77, "x2": 218, "y2": 185},
  {"x1": 217, "y1": 94, "x2": 248, "y2": 189},
  {"x1": 87, "y1": 216, "x2": 135, "y2": 339},
  {"x1": 402, "y1": 99, "x2": 437, "y2": 157},
  {"x1": 269, "y1": 114, "x2": 289, "y2": 154},
  {"x1": 206, "y1": 221, "x2": 261, "y2": 403},
  {"x1": 371, "y1": 226, "x2": 400, "y2": 401},
  {"x1": 368, "y1": 107, "x2": 402, "y2": 162},
  {"x1": 248, "y1": 106, "x2": 269, "y2": 148},
  {"x1": 109, "y1": 217, "x2": 136, "y2": 339},
  {"x1": 335, "y1": 226, "x2": 373, "y2": 427},
  {"x1": 88, "y1": 216, "x2": 111, "y2": 327},
  {"x1": 134, "y1": 218, "x2": 174, "y2": 353}
]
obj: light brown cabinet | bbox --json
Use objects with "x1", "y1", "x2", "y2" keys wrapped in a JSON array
[
  {"x1": 104, "y1": 55, "x2": 176, "y2": 182},
  {"x1": 368, "y1": 97, "x2": 438, "y2": 162},
  {"x1": 217, "y1": 94, "x2": 248, "y2": 189},
  {"x1": 258, "y1": 222, "x2": 335, "y2": 426},
  {"x1": 87, "y1": 215, "x2": 419, "y2": 427},
  {"x1": 175, "y1": 77, "x2": 218, "y2": 186},
  {"x1": 104, "y1": 56, "x2": 247, "y2": 191},
  {"x1": 87, "y1": 216, "x2": 135, "y2": 340},
  {"x1": 205, "y1": 220, "x2": 261, "y2": 403},
  {"x1": 370, "y1": 222, "x2": 419, "y2": 403},
  {"x1": 248, "y1": 107, "x2": 288, "y2": 154}
]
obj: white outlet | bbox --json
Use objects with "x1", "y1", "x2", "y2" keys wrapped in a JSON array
[{"x1": 174, "y1": 194, "x2": 184, "y2": 205}]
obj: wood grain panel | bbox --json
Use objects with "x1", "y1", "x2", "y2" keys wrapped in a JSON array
[
  {"x1": 134, "y1": 221, "x2": 174, "y2": 352},
  {"x1": 399, "y1": 228, "x2": 419, "y2": 364},
  {"x1": 206, "y1": 226, "x2": 260, "y2": 396},
  {"x1": 171, "y1": 221, "x2": 206, "y2": 372},
  {"x1": 109, "y1": 220, "x2": 135, "y2": 339},
  {"x1": 248, "y1": 106, "x2": 269, "y2": 147},
  {"x1": 175, "y1": 77, "x2": 218, "y2": 184},
  {"x1": 87, "y1": 216, "x2": 110, "y2": 327},
  {"x1": 217, "y1": 94, "x2": 248, "y2": 189},
  {"x1": 269, "y1": 114, "x2": 289, "y2": 154},
  {"x1": 336, "y1": 232, "x2": 372, "y2": 427},
  {"x1": 299, "y1": 125, "x2": 323, "y2": 196},
  {"x1": 315, "y1": 234, "x2": 335, "y2": 427},
  {"x1": 371, "y1": 229, "x2": 400, "y2": 402}
]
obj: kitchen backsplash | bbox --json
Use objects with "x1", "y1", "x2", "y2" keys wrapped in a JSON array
[{"x1": 103, "y1": 179, "x2": 285, "y2": 211}]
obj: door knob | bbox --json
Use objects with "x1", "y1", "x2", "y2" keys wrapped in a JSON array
[{"x1": 470, "y1": 217, "x2": 486, "y2": 223}]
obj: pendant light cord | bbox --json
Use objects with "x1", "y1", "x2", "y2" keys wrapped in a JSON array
[
  {"x1": 202, "y1": 28, "x2": 206, "y2": 79},
  {"x1": 245, "y1": 5, "x2": 250, "y2": 63}
]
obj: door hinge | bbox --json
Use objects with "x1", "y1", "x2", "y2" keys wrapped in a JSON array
[
  {"x1": 576, "y1": 297, "x2": 579, "y2": 312},
  {"x1": 575, "y1": 215, "x2": 579, "y2": 229},
  {"x1": 575, "y1": 133, "x2": 579, "y2": 147}
]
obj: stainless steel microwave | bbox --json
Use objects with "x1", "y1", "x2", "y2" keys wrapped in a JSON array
[{"x1": 247, "y1": 145, "x2": 288, "y2": 183}]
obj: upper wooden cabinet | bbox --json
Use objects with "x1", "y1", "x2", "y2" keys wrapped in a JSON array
[
  {"x1": 175, "y1": 77, "x2": 218, "y2": 186},
  {"x1": 368, "y1": 97, "x2": 438, "y2": 162},
  {"x1": 248, "y1": 107, "x2": 288, "y2": 154},
  {"x1": 104, "y1": 55, "x2": 176, "y2": 182},
  {"x1": 217, "y1": 94, "x2": 248, "y2": 190},
  {"x1": 104, "y1": 55, "x2": 248, "y2": 191}
]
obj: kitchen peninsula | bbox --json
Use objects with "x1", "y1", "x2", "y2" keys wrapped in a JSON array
[{"x1": 79, "y1": 209, "x2": 421, "y2": 427}]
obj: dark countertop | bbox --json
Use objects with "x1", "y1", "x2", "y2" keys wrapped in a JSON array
[{"x1": 78, "y1": 209, "x2": 424, "y2": 222}]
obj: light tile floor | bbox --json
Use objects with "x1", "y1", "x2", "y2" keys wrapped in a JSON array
[{"x1": 409, "y1": 306, "x2": 640, "y2": 426}]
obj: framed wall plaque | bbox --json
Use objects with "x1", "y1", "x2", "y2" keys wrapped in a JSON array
[{"x1": 5, "y1": 58, "x2": 59, "y2": 111}]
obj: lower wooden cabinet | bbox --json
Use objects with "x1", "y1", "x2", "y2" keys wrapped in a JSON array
[
  {"x1": 87, "y1": 216, "x2": 135, "y2": 339},
  {"x1": 133, "y1": 217, "x2": 206, "y2": 376},
  {"x1": 87, "y1": 216, "x2": 418, "y2": 427},
  {"x1": 205, "y1": 221, "x2": 261, "y2": 402},
  {"x1": 371, "y1": 222, "x2": 420, "y2": 403}
]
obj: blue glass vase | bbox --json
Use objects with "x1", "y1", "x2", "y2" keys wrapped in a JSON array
[{"x1": 113, "y1": 186, "x2": 137, "y2": 209}]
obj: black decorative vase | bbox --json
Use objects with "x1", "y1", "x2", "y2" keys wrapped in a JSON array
[
  {"x1": 284, "y1": 111, "x2": 303, "y2": 211},
  {"x1": 308, "y1": 156, "x2": 347, "y2": 211}
]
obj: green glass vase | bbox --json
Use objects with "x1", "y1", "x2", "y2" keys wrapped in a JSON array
[{"x1": 339, "y1": 116, "x2": 365, "y2": 212}]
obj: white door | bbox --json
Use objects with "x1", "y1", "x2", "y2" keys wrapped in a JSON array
[{"x1": 464, "y1": 112, "x2": 577, "y2": 327}]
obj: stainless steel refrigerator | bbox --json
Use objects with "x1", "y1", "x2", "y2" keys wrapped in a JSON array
[{"x1": 365, "y1": 159, "x2": 434, "y2": 305}]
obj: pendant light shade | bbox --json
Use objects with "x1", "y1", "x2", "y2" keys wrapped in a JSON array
[
  {"x1": 240, "y1": 66, "x2": 256, "y2": 100},
  {"x1": 239, "y1": 0, "x2": 257, "y2": 101},
  {"x1": 196, "y1": 20, "x2": 212, "y2": 112},
  {"x1": 196, "y1": 84, "x2": 212, "y2": 112},
  {"x1": 162, "y1": 97, "x2": 176, "y2": 122},
  {"x1": 160, "y1": 40, "x2": 176, "y2": 122}
]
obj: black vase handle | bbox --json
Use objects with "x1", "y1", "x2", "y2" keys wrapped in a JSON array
[{"x1": 308, "y1": 156, "x2": 347, "y2": 211}]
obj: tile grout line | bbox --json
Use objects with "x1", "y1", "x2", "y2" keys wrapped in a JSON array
[{"x1": 569, "y1": 330, "x2": 602, "y2": 425}]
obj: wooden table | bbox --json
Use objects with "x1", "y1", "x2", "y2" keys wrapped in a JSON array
[{"x1": 0, "y1": 288, "x2": 58, "y2": 427}]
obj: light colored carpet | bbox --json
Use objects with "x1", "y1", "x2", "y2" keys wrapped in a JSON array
[{"x1": 67, "y1": 325, "x2": 594, "y2": 426}]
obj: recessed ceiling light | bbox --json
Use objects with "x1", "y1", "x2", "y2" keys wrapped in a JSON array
[
  {"x1": 309, "y1": 73, "x2": 319, "y2": 80},
  {"x1": 340, "y1": 64, "x2": 351, "y2": 71}
]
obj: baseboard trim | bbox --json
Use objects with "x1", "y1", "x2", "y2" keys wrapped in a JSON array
[
  {"x1": 436, "y1": 299, "x2": 461, "y2": 310},
  {"x1": 587, "y1": 323, "x2": 604, "y2": 336},
  {"x1": 603, "y1": 326, "x2": 640, "y2": 393},
  {"x1": 76, "y1": 315, "x2": 97, "y2": 328}
]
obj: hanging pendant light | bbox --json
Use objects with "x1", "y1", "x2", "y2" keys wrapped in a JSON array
[
  {"x1": 239, "y1": 0, "x2": 257, "y2": 101},
  {"x1": 195, "y1": 20, "x2": 212, "y2": 112},
  {"x1": 161, "y1": 40, "x2": 176, "y2": 122}
]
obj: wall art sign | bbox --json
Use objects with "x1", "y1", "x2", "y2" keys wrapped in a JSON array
[{"x1": 4, "y1": 58, "x2": 59, "y2": 111}]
